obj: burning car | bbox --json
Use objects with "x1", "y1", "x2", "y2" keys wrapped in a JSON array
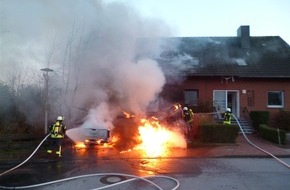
[
  {"x1": 79, "y1": 115, "x2": 111, "y2": 146},
  {"x1": 83, "y1": 127, "x2": 110, "y2": 145},
  {"x1": 66, "y1": 118, "x2": 111, "y2": 148}
]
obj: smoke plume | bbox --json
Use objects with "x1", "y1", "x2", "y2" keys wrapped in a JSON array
[{"x1": 0, "y1": 0, "x2": 173, "y2": 129}]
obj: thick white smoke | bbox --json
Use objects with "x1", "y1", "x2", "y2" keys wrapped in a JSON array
[
  {"x1": 61, "y1": 1, "x2": 170, "y2": 128},
  {"x1": 0, "y1": 0, "x2": 173, "y2": 130}
]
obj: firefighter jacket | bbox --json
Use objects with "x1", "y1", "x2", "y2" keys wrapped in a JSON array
[
  {"x1": 183, "y1": 109, "x2": 194, "y2": 123},
  {"x1": 223, "y1": 112, "x2": 232, "y2": 125},
  {"x1": 49, "y1": 121, "x2": 66, "y2": 138}
]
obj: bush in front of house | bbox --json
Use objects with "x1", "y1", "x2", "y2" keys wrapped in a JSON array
[
  {"x1": 272, "y1": 109, "x2": 290, "y2": 132},
  {"x1": 259, "y1": 124, "x2": 286, "y2": 145},
  {"x1": 198, "y1": 123, "x2": 239, "y2": 143},
  {"x1": 250, "y1": 111, "x2": 269, "y2": 132}
]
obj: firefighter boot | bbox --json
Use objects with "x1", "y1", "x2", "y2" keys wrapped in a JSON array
[{"x1": 56, "y1": 146, "x2": 62, "y2": 157}]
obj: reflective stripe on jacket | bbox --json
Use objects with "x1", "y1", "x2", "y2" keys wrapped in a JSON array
[
  {"x1": 183, "y1": 110, "x2": 194, "y2": 123},
  {"x1": 223, "y1": 112, "x2": 232, "y2": 125},
  {"x1": 50, "y1": 121, "x2": 66, "y2": 138}
]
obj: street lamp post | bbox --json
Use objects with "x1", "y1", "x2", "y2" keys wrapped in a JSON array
[{"x1": 41, "y1": 68, "x2": 54, "y2": 134}]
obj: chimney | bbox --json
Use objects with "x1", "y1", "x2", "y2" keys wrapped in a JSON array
[{"x1": 237, "y1": 25, "x2": 250, "y2": 48}]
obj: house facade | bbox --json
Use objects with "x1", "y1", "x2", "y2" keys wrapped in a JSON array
[
  {"x1": 181, "y1": 76, "x2": 290, "y2": 119},
  {"x1": 150, "y1": 26, "x2": 290, "y2": 121}
]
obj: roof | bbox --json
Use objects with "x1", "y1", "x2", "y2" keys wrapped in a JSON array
[{"x1": 148, "y1": 36, "x2": 290, "y2": 78}]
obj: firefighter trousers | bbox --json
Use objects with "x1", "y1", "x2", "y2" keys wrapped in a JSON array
[{"x1": 47, "y1": 137, "x2": 63, "y2": 157}]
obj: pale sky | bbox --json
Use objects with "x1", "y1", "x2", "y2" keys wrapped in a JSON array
[
  {"x1": 0, "y1": 0, "x2": 289, "y2": 81},
  {"x1": 108, "y1": 0, "x2": 290, "y2": 45}
]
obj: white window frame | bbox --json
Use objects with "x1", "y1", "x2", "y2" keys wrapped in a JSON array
[
  {"x1": 267, "y1": 91, "x2": 284, "y2": 108},
  {"x1": 213, "y1": 90, "x2": 240, "y2": 118}
]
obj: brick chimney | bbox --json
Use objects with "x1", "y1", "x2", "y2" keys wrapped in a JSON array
[{"x1": 237, "y1": 25, "x2": 250, "y2": 48}]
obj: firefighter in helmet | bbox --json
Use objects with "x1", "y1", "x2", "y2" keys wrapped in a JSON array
[
  {"x1": 47, "y1": 116, "x2": 67, "y2": 157},
  {"x1": 223, "y1": 108, "x2": 232, "y2": 125},
  {"x1": 182, "y1": 107, "x2": 194, "y2": 138}
]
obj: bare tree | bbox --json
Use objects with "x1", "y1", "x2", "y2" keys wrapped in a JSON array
[{"x1": 48, "y1": 20, "x2": 86, "y2": 127}]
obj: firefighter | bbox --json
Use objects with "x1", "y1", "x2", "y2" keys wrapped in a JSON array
[
  {"x1": 47, "y1": 116, "x2": 67, "y2": 157},
  {"x1": 182, "y1": 107, "x2": 194, "y2": 138},
  {"x1": 223, "y1": 108, "x2": 232, "y2": 125}
]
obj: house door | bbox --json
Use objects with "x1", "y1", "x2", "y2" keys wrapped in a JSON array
[{"x1": 213, "y1": 90, "x2": 239, "y2": 118}]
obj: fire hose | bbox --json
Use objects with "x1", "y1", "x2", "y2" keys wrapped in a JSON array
[
  {"x1": 0, "y1": 173, "x2": 180, "y2": 190},
  {"x1": 0, "y1": 113, "x2": 289, "y2": 189},
  {"x1": 0, "y1": 134, "x2": 179, "y2": 190},
  {"x1": 194, "y1": 111, "x2": 290, "y2": 169},
  {"x1": 0, "y1": 133, "x2": 50, "y2": 177},
  {"x1": 232, "y1": 114, "x2": 290, "y2": 169}
]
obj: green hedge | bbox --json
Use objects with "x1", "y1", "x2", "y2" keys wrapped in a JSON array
[
  {"x1": 250, "y1": 111, "x2": 269, "y2": 132},
  {"x1": 198, "y1": 123, "x2": 239, "y2": 143},
  {"x1": 259, "y1": 124, "x2": 286, "y2": 145},
  {"x1": 273, "y1": 110, "x2": 290, "y2": 132}
]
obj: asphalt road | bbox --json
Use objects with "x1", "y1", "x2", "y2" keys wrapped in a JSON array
[{"x1": 0, "y1": 145, "x2": 290, "y2": 190}]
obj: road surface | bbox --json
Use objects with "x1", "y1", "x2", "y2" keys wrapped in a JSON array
[{"x1": 0, "y1": 145, "x2": 289, "y2": 190}]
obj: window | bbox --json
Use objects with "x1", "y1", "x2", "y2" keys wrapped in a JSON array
[
  {"x1": 235, "y1": 58, "x2": 247, "y2": 66},
  {"x1": 267, "y1": 91, "x2": 284, "y2": 108},
  {"x1": 184, "y1": 90, "x2": 198, "y2": 106}
]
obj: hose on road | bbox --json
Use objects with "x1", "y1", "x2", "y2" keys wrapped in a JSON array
[
  {"x1": 0, "y1": 133, "x2": 50, "y2": 177},
  {"x1": 0, "y1": 134, "x2": 179, "y2": 190},
  {"x1": 0, "y1": 113, "x2": 289, "y2": 189},
  {"x1": 232, "y1": 114, "x2": 290, "y2": 169}
]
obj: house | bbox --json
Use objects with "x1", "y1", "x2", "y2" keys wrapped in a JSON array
[{"x1": 143, "y1": 26, "x2": 290, "y2": 124}]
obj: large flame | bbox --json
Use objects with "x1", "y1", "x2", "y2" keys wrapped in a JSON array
[
  {"x1": 135, "y1": 118, "x2": 186, "y2": 157},
  {"x1": 71, "y1": 103, "x2": 186, "y2": 158}
]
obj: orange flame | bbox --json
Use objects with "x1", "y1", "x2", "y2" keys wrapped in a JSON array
[
  {"x1": 136, "y1": 118, "x2": 178, "y2": 157},
  {"x1": 123, "y1": 111, "x2": 135, "y2": 118},
  {"x1": 75, "y1": 142, "x2": 86, "y2": 149},
  {"x1": 173, "y1": 103, "x2": 181, "y2": 111}
]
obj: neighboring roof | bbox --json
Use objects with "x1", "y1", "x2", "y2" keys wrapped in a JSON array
[{"x1": 152, "y1": 36, "x2": 290, "y2": 78}]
